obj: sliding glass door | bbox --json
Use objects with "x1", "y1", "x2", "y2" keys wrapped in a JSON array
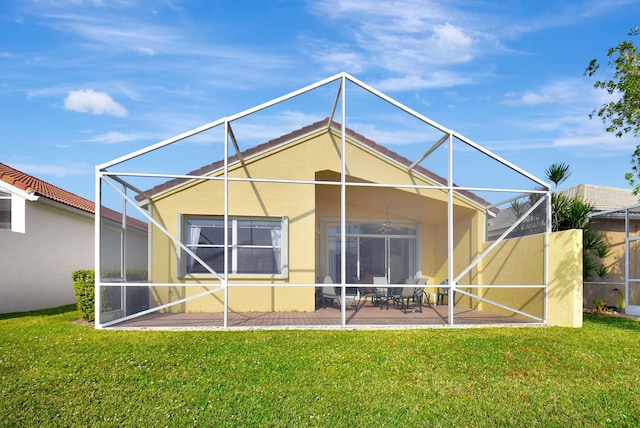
[{"x1": 326, "y1": 223, "x2": 417, "y2": 284}]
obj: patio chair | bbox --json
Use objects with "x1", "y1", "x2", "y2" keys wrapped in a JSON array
[
  {"x1": 395, "y1": 284, "x2": 423, "y2": 313},
  {"x1": 415, "y1": 278, "x2": 431, "y2": 308},
  {"x1": 395, "y1": 278, "x2": 429, "y2": 307},
  {"x1": 436, "y1": 279, "x2": 454, "y2": 306},
  {"x1": 372, "y1": 276, "x2": 391, "y2": 310},
  {"x1": 321, "y1": 278, "x2": 359, "y2": 309},
  {"x1": 358, "y1": 286, "x2": 377, "y2": 306}
]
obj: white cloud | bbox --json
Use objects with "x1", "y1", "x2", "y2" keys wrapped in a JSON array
[
  {"x1": 503, "y1": 91, "x2": 555, "y2": 106},
  {"x1": 83, "y1": 131, "x2": 131, "y2": 144},
  {"x1": 136, "y1": 47, "x2": 156, "y2": 55},
  {"x1": 552, "y1": 121, "x2": 637, "y2": 152},
  {"x1": 36, "y1": 9, "x2": 181, "y2": 56},
  {"x1": 314, "y1": 50, "x2": 366, "y2": 74},
  {"x1": 306, "y1": 1, "x2": 506, "y2": 90},
  {"x1": 11, "y1": 162, "x2": 87, "y2": 177},
  {"x1": 502, "y1": 79, "x2": 591, "y2": 106},
  {"x1": 64, "y1": 89, "x2": 128, "y2": 116},
  {"x1": 374, "y1": 72, "x2": 472, "y2": 92},
  {"x1": 430, "y1": 22, "x2": 474, "y2": 60},
  {"x1": 80, "y1": 129, "x2": 168, "y2": 145},
  {"x1": 491, "y1": 98, "x2": 637, "y2": 154}
]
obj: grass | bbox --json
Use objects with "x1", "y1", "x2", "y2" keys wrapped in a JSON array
[{"x1": 1, "y1": 306, "x2": 640, "y2": 427}]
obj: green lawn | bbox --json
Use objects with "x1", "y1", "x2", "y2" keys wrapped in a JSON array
[{"x1": 1, "y1": 306, "x2": 639, "y2": 427}]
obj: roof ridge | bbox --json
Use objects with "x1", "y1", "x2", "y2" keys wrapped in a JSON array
[{"x1": 566, "y1": 183, "x2": 632, "y2": 191}]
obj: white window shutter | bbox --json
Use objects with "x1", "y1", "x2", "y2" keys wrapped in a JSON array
[
  {"x1": 281, "y1": 216, "x2": 289, "y2": 278},
  {"x1": 11, "y1": 196, "x2": 26, "y2": 234},
  {"x1": 177, "y1": 213, "x2": 183, "y2": 277}
]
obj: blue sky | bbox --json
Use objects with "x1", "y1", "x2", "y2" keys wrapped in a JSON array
[{"x1": 2, "y1": 0, "x2": 640, "y2": 202}]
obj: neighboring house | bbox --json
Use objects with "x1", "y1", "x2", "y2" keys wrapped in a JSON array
[
  {"x1": 96, "y1": 73, "x2": 583, "y2": 328},
  {"x1": 0, "y1": 163, "x2": 147, "y2": 314},
  {"x1": 486, "y1": 198, "x2": 546, "y2": 241},
  {"x1": 561, "y1": 184, "x2": 639, "y2": 212},
  {"x1": 566, "y1": 184, "x2": 640, "y2": 314}
]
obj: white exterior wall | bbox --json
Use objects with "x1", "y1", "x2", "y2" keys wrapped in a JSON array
[
  {"x1": 0, "y1": 200, "x2": 94, "y2": 313},
  {"x1": 0, "y1": 197, "x2": 149, "y2": 314},
  {"x1": 101, "y1": 222, "x2": 148, "y2": 273}
]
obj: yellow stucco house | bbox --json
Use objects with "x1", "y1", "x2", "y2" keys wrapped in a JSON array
[
  {"x1": 141, "y1": 118, "x2": 499, "y2": 312},
  {"x1": 95, "y1": 73, "x2": 583, "y2": 329}
]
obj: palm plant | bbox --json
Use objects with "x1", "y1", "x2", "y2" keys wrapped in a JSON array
[
  {"x1": 509, "y1": 199, "x2": 528, "y2": 235},
  {"x1": 545, "y1": 162, "x2": 571, "y2": 193},
  {"x1": 559, "y1": 198, "x2": 594, "y2": 231},
  {"x1": 550, "y1": 193, "x2": 570, "y2": 232},
  {"x1": 583, "y1": 227, "x2": 611, "y2": 281}
]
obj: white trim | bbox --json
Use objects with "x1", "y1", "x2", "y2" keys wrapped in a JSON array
[
  {"x1": 177, "y1": 213, "x2": 184, "y2": 277},
  {"x1": 0, "y1": 180, "x2": 39, "y2": 201},
  {"x1": 10, "y1": 195, "x2": 26, "y2": 233},
  {"x1": 182, "y1": 216, "x2": 287, "y2": 276},
  {"x1": 281, "y1": 216, "x2": 289, "y2": 278}
]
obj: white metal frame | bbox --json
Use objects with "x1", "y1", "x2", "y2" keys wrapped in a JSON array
[{"x1": 95, "y1": 72, "x2": 550, "y2": 328}]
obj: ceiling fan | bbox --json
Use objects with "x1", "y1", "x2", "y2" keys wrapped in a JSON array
[{"x1": 378, "y1": 204, "x2": 402, "y2": 234}]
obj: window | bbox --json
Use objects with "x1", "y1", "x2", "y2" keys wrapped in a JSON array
[
  {"x1": 0, "y1": 191, "x2": 10, "y2": 230},
  {"x1": 184, "y1": 216, "x2": 288, "y2": 276}
]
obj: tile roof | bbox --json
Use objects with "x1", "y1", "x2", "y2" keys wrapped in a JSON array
[
  {"x1": 0, "y1": 162, "x2": 94, "y2": 212},
  {"x1": 139, "y1": 118, "x2": 491, "y2": 208},
  {"x1": 0, "y1": 162, "x2": 147, "y2": 231},
  {"x1": 560, "y1": 184, "x2": 639, "y2": 211}
]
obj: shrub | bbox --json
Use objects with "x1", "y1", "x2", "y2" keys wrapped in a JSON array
[{"x1": 71, "y1": 270, "x2": 95, "y2": 321}]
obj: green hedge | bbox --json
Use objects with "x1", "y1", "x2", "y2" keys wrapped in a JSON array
[
  {"x1": 71, "y1": 270, "x2": 149, "y2": 321},
  {"x1": 71, "y1": 270, "x2": 95, "y2": 321}
]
